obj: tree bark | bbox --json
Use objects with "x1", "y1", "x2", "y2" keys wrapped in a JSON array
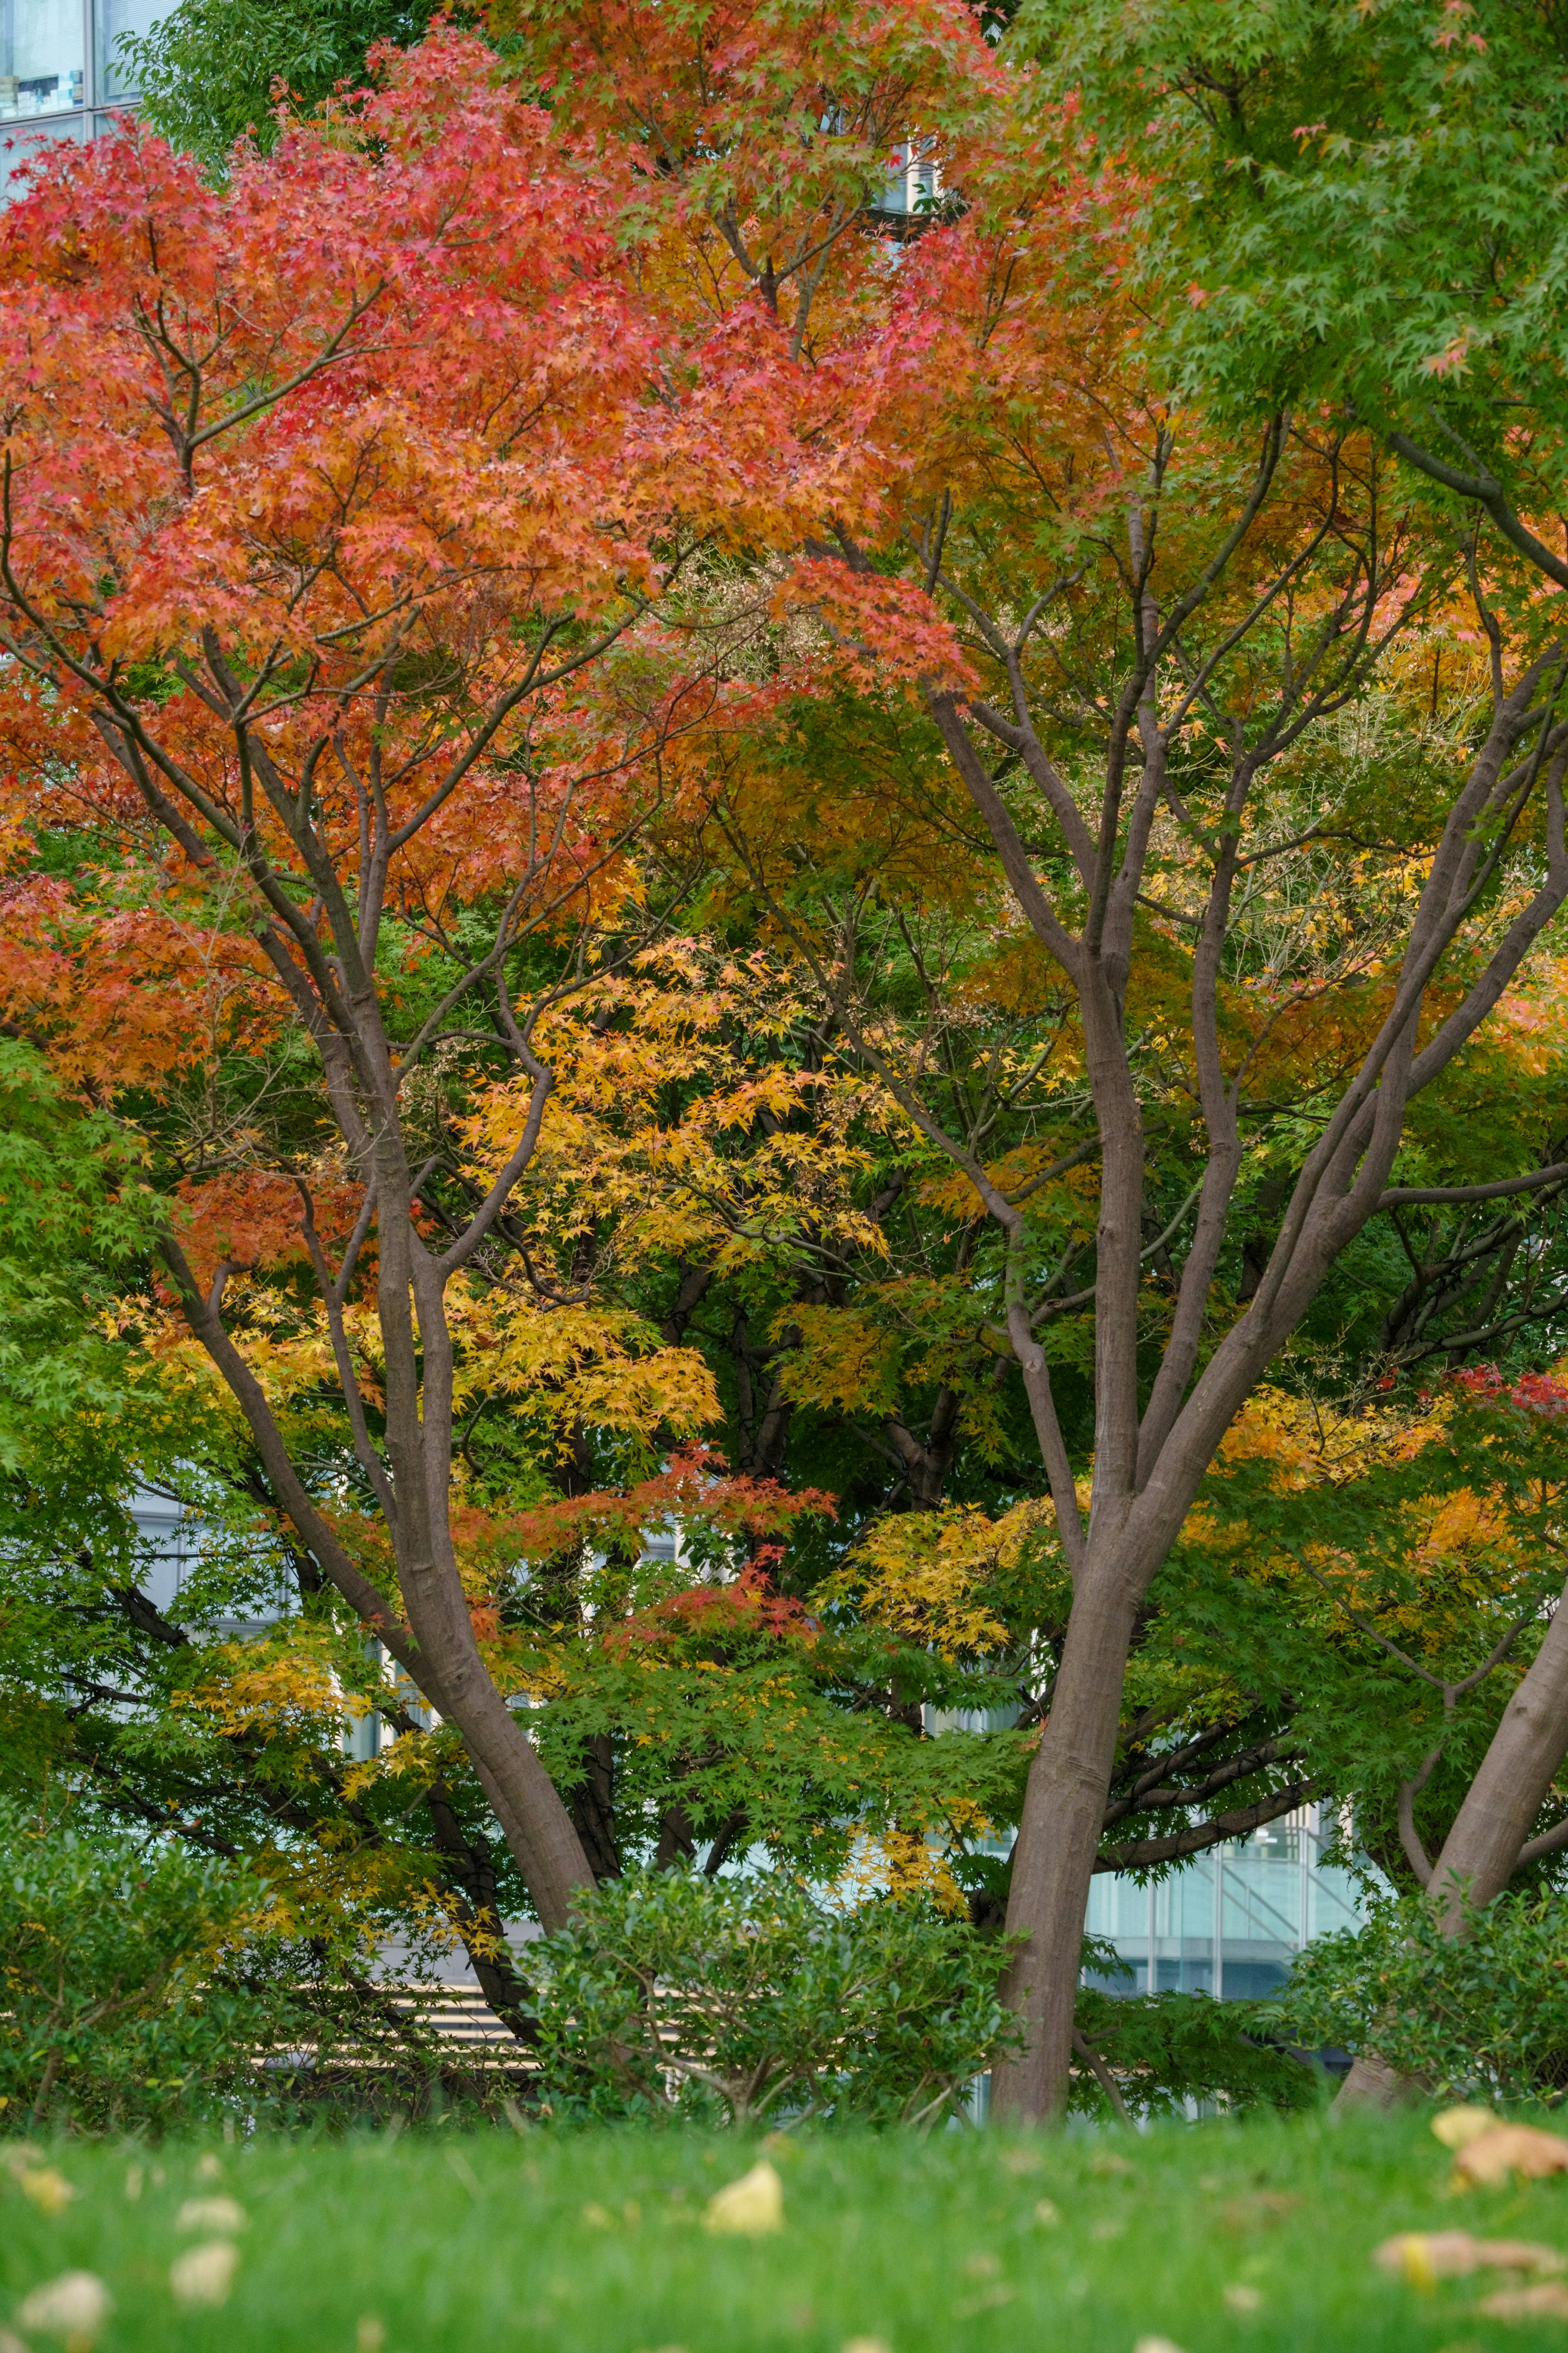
[
  {"x1": 1428, "y1": 1574, "x2": 1568, "y2": 1926},
  {"x1": 991, "y1": 1540, "x2": 1142, "y2": 2121}
]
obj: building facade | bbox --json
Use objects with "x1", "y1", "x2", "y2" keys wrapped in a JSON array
[
  {"x1": 1, "y1": 0, "x2": 164, "y2": 162},
  {"x1": 1085, "y1": 1806, "x2": 1369, "y2": 1999}
]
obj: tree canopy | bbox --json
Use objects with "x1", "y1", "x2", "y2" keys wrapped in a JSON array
[{"x1": 4, "y1": 1, "x2": 1568, "y2": 2126}]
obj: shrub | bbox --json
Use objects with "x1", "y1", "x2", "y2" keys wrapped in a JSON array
[
  {"x1": 1262, "y1": 1891, "x2": 1568, "y2": 2104},
  {"x1": 0, "y1": 1800, "x2": 272, "y2": 2131},
  {"x1": 0, "y1": 1803, "x2": 489, "y2": 2132},
  {"x1": 530, "y1": 1867, "x2": 1022, "y2": 2128},
  {"x1": 1074, "y1": 1981, "x2": 1319, "y2": 2121}
]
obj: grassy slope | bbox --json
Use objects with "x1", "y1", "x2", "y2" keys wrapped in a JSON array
[{"x1": 4, "y1": 2106, "x2": 1568, "y2": 2351}]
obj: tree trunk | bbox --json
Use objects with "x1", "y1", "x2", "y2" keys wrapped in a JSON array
[
  {"x1": 392, "y1": 1558, "x2": 595, "y2": 1930},
  {"x1": 1333, "y1": 1578, "x2": 1568, "y2": 2109},
  {"x1": 1337, "y1": 2050, "x2": 1426, "y2": 2109},
  {"x1": 1429, "y1": 1574, "x2": 1568, "y2": 1926},
  {"x1": 990, "y1": 1546, "x2": 1142, "y2": 2121}
]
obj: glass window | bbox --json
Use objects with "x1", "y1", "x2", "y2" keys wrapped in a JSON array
[
  {"x1": 0, "y1": 0, "x2": 84, "y2": 121},
  {"x1": 97, "y1": 0, "x2": 164, "y2": 102}
]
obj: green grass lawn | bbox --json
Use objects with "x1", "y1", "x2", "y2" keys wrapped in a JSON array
[{"x1": 6, "y1": 2104, "x2": 1568, "y2": 2351}]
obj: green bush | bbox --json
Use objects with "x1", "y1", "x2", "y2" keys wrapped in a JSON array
[
  {"x1": 1074, "y1": 1981, "x2": 1319, "y2": 2121},
  {"x1": 530, "y1": 1868, "x2": 1022, "y2": 2129},
  {"x1": 0, "y1": 1802, "x2": 506, "y2": 2134},
  {"x1": 0, "y1": 1800, "x2": 274, "y2": 2132},
  {"x1": 1263, "y1": 1891, "x2": 1568, "y2": 2104}
]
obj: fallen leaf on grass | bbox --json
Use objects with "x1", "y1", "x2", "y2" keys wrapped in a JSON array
[
  {"x1": 19, "y1": 2169, "x2": 77, "y2": 2217},
  {"x1": 169, "y1": 2241, "x2": 241, "y2": 2308},
  {"x1": 1474, "y1": 2281, "x2": 1568, "y2": 2322},
  {"x1": 704, "y1": 2161, "x2": 783, "y2": 2237},
  {"x1": 1000, "y1": 2149, "x2": 1041, "y2": 2177},
  {"x1": 356, "y1": 2323, "x2": 386, "y2": 2353},
  {"x1": 1375, "y1": 2232, "x2": 1565, "y2": 2285},
  {"x1": 962, "y1": 2254, "x2": 1001, "y2": 2280},
  {"x1": 1034, "y1": 2199, "x2": 1060, "y2": 2227},
  {"x1": 1224, "y1": 2284, "x2": 1264, "y2": 2314},
  {"x1": 842, "y1": 2340, "x2": 893, "y2": 2353},
  {"x1": 176, "y1": 2196, "x2": 247, "y2": 2235},
  {"x1": 582, "y1": 2203, "x2": 614, "y2": 2228},
  {"x1": 194, "y1": 2153, "x2": 224, "y2": 2182},
  {"x1": 15, "y1": 2271, "x2": 113, "y2": 2346},
  {"x1": 1453, "y1": 2126, "x2": 1568, "y2": 2188},
  {"x1": 1089, "y1": 2152, "x2": 1135, "y2": 2179},
  {"x1": 1433, "y1": 2108, "x2": 1499, "y2": 2150},
  {"x1": 0, "y1": 2328, "x2": 27, "y2": 2353},
  {"x1": 1133, "y1": 2337, "x2": 1187, "y2": 2353}
]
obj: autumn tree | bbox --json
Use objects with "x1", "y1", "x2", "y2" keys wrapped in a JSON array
[
  {"x1": 0, "y1": 11, "x2": 1013, "y2": 1949},
  {"x1": 658, "y1": 51, "x2": 1568, "y2": 2109},
  {"x1": 985, "y1": 0, "x2": 1568, "y2": 2103},
  {"x1": 11, "y1": 0, "x2": 1568, "y2": 2133},
  {"x1": 0, "y1": 33, "x2": 864, "y2": 1933}
]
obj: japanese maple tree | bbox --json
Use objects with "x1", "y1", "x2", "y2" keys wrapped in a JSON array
[{"x1": 0, "y1": 29, "x2": 933, "y2": 1930}]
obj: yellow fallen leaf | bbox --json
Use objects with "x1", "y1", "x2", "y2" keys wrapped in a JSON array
[
  {"x1": 1432, "y1": 2105, "x2": 1498, "y2": 2150},
  {"x1": 169, "y1": 2241, "x2": 241, "y2": 2308},
  {"x1": 1375, "y1": 2231, "x2": 1565, "y2": 2283},
  {"x1": 1000, "y1": 2148, "x2": 1041, "y2": 2176},
  {"x1": 1223, "y1": 2284, "x2": 1264, "y2": 2314},
  {"x1": 175, "y1": 2196, "x2": 247, "y2": 2235},
  {"x1": 704, "y1": 2160, "x2": 784, "y2": 2237},
  {"x1": 1034, "y1": 2199, "x2": 1060, "y2": 2227},
  {"x1": 15, "y1": 2271, "x2": 112, "y2": 2344},
  {"x1": 19, "y1": 2170, "x2": 77, "y2": 2217},
  {"x1": 194, "y1": 2153, "x2": 224, "y2": 2183},
  {"x1": 582, "y1": 2204, "x2": 614, "y2": 2228},
  {"x1": 1474, "y1": 2280, "x2": 1568, "y2": 2321},
  {"x1": 1454, "y1": 2126, "x2": 1568, "y2": 2188},
  {"x1": 356, "y1": 2322, "x2": 386, "y2": 2353},
  {"x1": 842, "y1": 2341, "x2": 893, "y2": 2353},
  {"x1": 1133, "y1": 2338, "x2": 1187, "y2": 2353}
]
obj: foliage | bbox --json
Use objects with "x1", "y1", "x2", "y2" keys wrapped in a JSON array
[
  {"x1": 0, "y1": 1800, "x2": 271, "y2": 2132},
  {"x1": 1075, "y1": 1975, "x2": 1318, "y2": 2125},
  {"x1": 1266, "y1": 1891, "x2": 1568, "y2": 2108},
  {"x1": 529, "y1": 1868, "x2": 1021, "y2": 2128},
  {"x1": 121, "y1": 0, "x2": 458, "y2": 170},
  {"x1": 0, "y1": 1800, "x2": 523, "y2": 2134},
  {"x1": 5, "y1": 1, "x2": 1568, "y2": 2125},
  {"x1": 1015, "y1": 0, "x2": 1568, "y2": 587}
]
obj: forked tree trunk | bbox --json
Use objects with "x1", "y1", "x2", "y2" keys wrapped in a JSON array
[{"x1": 913, "y1": 564, "x2": 1568, "y2": 2121}]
